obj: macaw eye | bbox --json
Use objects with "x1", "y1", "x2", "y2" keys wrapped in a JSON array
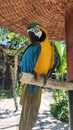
[{"x1": 27, "y1": 25, "x2": 40, "y2": 34}]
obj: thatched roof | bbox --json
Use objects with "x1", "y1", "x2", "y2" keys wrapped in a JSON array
[{"x1": 0, "y1": 0, "x2": 73, "y2": 40}]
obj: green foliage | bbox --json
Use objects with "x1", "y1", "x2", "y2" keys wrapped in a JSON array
[
  {"x1": 0, "y1": 26, "x2": 30, "y2": 60},
  {"x1": 0, "y1": 27, "x2": 25, "y2": 44},
  {"x1": 0, "y1": 91, "x2": 13, "y2": 99},
  {"x1": 0, "y1": 27, "x2": 28, "y2": 100},
  {"x1": 0, "y1": 84, "x2": 23, "y2": 99},
  {"x1": 55, "y1": 41, "x2": 67, "y2": 81},
  {"x1": 50, "y1": 90, "x2": 69, "y2": 123},
  {"x1": 0, "y1": 27, "x2": 28, "y2": 52},
  {"x1": 16, "y1": 83, "x2": 23, "y2": 96},
  {"x1": 50, "y1": 41, "x2": 69, "y2": 123}
]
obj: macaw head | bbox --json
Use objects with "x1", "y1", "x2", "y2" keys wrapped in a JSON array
[{"x1": 27, "y1": 22, "x2": 48, "y2": 43}]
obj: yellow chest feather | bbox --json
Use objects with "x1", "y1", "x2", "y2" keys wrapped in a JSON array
[{"x1": 34, "y1": 40, "x2": 55, "y2": 75}]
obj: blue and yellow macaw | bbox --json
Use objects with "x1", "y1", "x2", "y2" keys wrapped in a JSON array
[{"x1": 19, "y1": 22, "x2": 60, "y2": 130}]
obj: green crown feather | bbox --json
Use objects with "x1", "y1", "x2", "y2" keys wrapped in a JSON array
[{"x1": 27, "y1": 22, "x2": 41, "y2": 29}]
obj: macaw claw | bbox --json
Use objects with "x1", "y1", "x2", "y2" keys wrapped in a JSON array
[
  {"x1": 32, "y1": 71, "x2": 38, "y2": 80},
  {"x1": 41, "y1": 74, "x2": 47, "y2": 86}
]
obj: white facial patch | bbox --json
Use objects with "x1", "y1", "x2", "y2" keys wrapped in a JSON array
[
  {"x1": 33, "y1": 25, "x2": 42, "y2": 38},
  {"x1": 34, "y1": 30, "x2": 42, "y2": 38},
  {"x1": 27, "y1": 25, "x2": 42, "y2": 38},
  {"x1": 27, "y1": 28, "x2": 34, "y2": 33}
]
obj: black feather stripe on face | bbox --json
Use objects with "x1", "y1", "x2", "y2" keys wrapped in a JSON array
[
  {"x1": 28, "y1": 31, "x2": 37, "y2": 43},
  {"x1": 37, "y1": 29, "x2": 46, "y2": 42},
  {"x1": 28, "y1": 29, "x2": 46, "y2": 43}
]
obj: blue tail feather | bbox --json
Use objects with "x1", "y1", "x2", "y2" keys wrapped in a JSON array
[{"x1": 29, "y1": 85, "x2": 38, "y2": 96}]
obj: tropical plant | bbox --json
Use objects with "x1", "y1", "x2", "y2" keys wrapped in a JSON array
[
  {"x1": 50, "y1": 41, "x2": 69, "y2": 123},
  {"x1": 0, "y1": 26, "x2": 29, "y2": 111},
  {"x1": 50, "y1": 90, "x2": 69, "y2": 123},
  {"x1": 55, "y1": 41, "x2": 67, "y2": 81}
]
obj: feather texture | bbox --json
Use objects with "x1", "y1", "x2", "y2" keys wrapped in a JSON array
[
  {"x1": 19, "y1": 22, "x2": 60, "y2": 130},
  {"x1": 20, "y1": 43, "x2": 41, "y2": 95},
  {"x1": 19, "y1": 84, "x2": 42, "y2": 130},
  {"x1": 19, "y1": 42, "x2": 42, "y2": 130}
]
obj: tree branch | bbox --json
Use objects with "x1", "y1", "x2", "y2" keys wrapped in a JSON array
[{"x1": 20, "y1": 72, "x2": 73, "y2": 90}]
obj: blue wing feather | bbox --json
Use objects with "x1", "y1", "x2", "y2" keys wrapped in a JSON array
[{"x1": 20, "y1": 43, "x2": 41, "y2": 95}]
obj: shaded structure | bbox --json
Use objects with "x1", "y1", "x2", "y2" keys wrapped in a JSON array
[
  {"x1": 0, "y1": 44, "x2": 18, "y2": 111},
  {"x1": 0, "y1": 45, "x2": 12, "y2": 90},
  {"x1": 0, "y1": 0, "x2": 73, "y2": 40}
]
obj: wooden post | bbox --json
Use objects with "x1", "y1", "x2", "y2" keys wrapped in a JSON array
[{"x1": 65, "y1": 7, "x2": 73, "y2": 130}]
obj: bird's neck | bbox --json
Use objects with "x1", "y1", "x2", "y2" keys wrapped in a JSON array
[{"x1": 40, "y1": 36, "x2": 50, "y2": 46}]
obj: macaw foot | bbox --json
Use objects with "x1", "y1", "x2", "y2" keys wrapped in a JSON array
[
  {"x1": 41, "y1": 74, "x2": 47, "y2": 86},
  {"x1": 32, "y1": 71, "x2": 38, "y2": 80}
]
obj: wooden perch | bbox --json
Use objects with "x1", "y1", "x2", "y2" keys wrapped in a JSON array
[{"x1": 20, "y1": 72, "x2": 73, "y2": 90}]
